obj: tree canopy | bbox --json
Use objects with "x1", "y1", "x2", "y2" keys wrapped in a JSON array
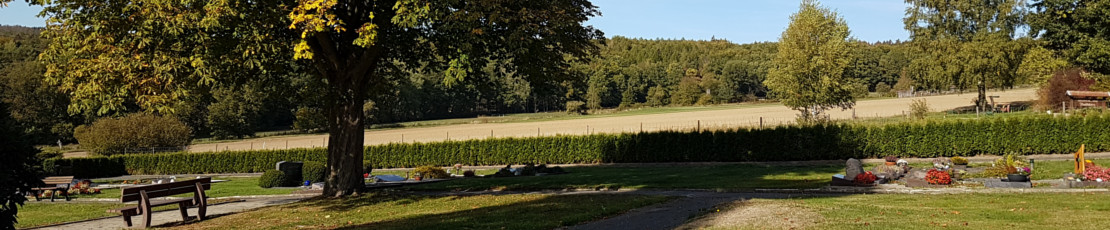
[
  {"x1": 903, "y1": 0, "x2": 1028, "y2": 110},
  {"x1": 35, "y1": 0, "x2": 604, "y2": 196},
  {"x1": 1028, "y1": 0, "x2": 1110, "y2": 76},
  {"x1": 765, "y1": 0, "x2": 856, "y2": 121}
]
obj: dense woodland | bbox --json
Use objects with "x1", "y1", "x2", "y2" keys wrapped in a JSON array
[
  {"x1": 0, "y1": 26, "x2": 920, "y2": 144},
  {"x1": 2, "y1": 0, "x2": 1108, "y2": 146}
]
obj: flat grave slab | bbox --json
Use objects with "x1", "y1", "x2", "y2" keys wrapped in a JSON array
[{"x1": 984, "y1": 180, "x2": 1032, "y2": 188}]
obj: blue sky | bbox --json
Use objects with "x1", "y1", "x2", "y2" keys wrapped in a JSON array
[{"x1": 0, "y1": 0, "x2": 910, "y2": 44}]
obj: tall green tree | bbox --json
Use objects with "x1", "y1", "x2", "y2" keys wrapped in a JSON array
[
  {"x1": 764, "y1": 0, "x2": 855, "y2": 121},
  {"x1": 0, "y1": 101, "x2": 42, "y2": 229},
  {"x1": 31, "y1": 0, "x2": 601, "y2": 196},
  {"x1": 904, "y1": 0, "x2": 1026, "y2": 110},
  {"x1": 1028, "y1": 0, "x2": 1110, "y2": 76}
]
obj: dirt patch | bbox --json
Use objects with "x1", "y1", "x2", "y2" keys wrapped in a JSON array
[{"x1": 680, "y1": 199, "x2": 823, "y2": 230}]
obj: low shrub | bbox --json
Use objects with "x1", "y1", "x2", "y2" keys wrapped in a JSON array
[
  {"x1": 302, "y1": 161, "x2": 327, "y2": 183},
  {"x1": 462, "y1": 170, "x2": 476, "y2": 177},
  {"x1": 259, "y1": 170, "x2": 289, "y2": 188},
  {"x1": 412, "y1": 166, "x2": 449, "y2": 179},
  {"x1": 951, "y1": 156, "x2": 969, "y2": 165},
  {"x1": 73, "y1": 113, "x2": 192, "y2": 156},
  {"x1": 910, "y1": 99, "x2": 929, "y2": 119},
  {"x1": 565, "y1": 101, "x2": 587, "y2": 114}
]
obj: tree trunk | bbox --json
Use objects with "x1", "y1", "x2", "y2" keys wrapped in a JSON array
[
  {"x1": 977, "y1": 81, "x2": 988, "y2": 112},
  {"x1": 323, "y1": 79, "x2": 367, "y2": 197}
]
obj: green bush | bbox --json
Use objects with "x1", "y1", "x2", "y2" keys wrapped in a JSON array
[
  {"x1": 565, "y1": 101, "x2": 587, "y2": 114},
  {"x1": 73, "y1": 113, "x2": 192, "y2": 155},
  {"x1": 50, "y1": 115, "x2": 1110, "y2": 178},
  {"x1": 302, "y1": 161, "x2": 327, "y2": 183},
  {"x1": 258, "y1": 170, "x2": 289, "y2": 188},
  {"x1": 412, "y1": 166, "x2": 449, "y2": 179},
  {"x1": 293, "y1": 107, "x2": 327, "y2": 133}
]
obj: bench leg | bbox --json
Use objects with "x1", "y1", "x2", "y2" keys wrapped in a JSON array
[
  {"x1": 196, "y1": 204, "x2": 206, "y2": 221},
  {"x1": 140, "y1": 212, "x2": 151, "y2": 228},
  {"x1": 49, "y1": 191, "x2": 55, "y2": 202},
  {"x1": 178, "y1": 204, "x2": 189, "y2": 221},
  {"x1": 123, "y1": 214, "x2": 133, "y2": 227}
]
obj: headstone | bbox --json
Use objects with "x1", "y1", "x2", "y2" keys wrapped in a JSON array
[
  {"x1": 845, "y1": 158, "x2": 864, "y2": 179},
  {"x1": 985, "y1": 180, "x2": 1031, "y2": 188},
  {"x1": 375, "y1": 175, "x2": 404, "y2": 182},
  {"x1": 276, "y1": 161, "x2": 304, "y2": 179}
]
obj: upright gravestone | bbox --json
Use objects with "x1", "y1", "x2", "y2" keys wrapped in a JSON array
[
  {"x1": 276, "y1": 161, "x2": 304, "y2": 180},
  {"x1": 845, "y1": 158, "x2": 864, "y2": 179}
]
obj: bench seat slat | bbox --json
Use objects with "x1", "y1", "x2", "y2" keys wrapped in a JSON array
[
  {"x1": 106, "y1": 199, "x2": 193, "y2": 213},
  {"x1": 119, "y1": 178, "x2": 212, "y2": 202}
]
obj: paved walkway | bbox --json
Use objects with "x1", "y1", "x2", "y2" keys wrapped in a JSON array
[{"x1": 31, "y1": 195, "x2": 315, "y2": 230}]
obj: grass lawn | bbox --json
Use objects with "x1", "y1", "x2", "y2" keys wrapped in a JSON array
[
  {"x1": 167, "y1": 193, "x2": 672, "y2": 230},
  {"x1": 14, "y1": 202, "x2": 127, "y2": 229},
  {"x1": 72, "y1": 177, "x2": 297, "y2": 199},
  {"x1": 405, "y1": 164, "x2": 844, "y2": 191},
  {"x1": 685, "y1": 193, "x2": 1110, "y2": 229}
]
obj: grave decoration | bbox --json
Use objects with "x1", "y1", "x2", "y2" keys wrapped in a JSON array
[
  {"x1": 832, "y1": 158, "x2": 876, "y2": 186},
  {"x1": 925, "y1": 169, "x2": 951, "y2": 185},
  {"x1": 854, "y1": 172, "x2": 877, "y2": 185}
]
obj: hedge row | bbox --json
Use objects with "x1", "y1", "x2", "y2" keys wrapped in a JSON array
[{"x1": 48, "y1": 115, "x2": 1110, "y2": 178}]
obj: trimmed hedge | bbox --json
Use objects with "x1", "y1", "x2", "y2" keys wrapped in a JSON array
[
  {"x1": 302, "y1": 161, "x2": 327, "y2": 183},
  {"x1": 50, "y1": 115, "x2": 1110, "y2": 178},
  {"x1": 258, "y1": 170, "x2": 289, "y2": 188}
]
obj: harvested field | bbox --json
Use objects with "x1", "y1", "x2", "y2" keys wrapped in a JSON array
[{"x1": 184, "y1": 88, "x2": 1036, "y2": 153}]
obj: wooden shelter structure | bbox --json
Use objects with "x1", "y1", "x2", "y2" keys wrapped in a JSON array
[{"x1": 1065, "y1": 90, "x2": 1110, "y2": 109}]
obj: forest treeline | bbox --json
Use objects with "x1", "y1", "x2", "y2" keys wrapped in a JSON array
[{"x1": 2, "y1": 25, "x2": 922, "y2": 144}]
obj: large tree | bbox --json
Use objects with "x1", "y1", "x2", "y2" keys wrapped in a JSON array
[
  {"x1": 764, "y1": 0, "x2": 855, "y2": 121},
  {"x1": 0, "y1": 100, "x2": 42, "y2": 229},
  {"x1": 903, "y1": 0, "x2": 1027, "y2": 111},
  {"x1": 1028, "y1": 0, "x2": 1110, "y2": 76},
  {"x1": 30, "y1": 0, "x2": 602, "y2": 196}
]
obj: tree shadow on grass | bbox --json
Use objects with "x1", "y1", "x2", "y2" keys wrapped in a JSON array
[{"x1": 331, "y1": 193, "x2": 666, "y2": 230}]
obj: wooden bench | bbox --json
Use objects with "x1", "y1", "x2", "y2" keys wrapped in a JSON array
[
  {"x1": 31, "y1": 176, "x2": 73, "y2": 202},
  {"x1": 107, "y1": 178, "x2": 211, "y2": 228}
]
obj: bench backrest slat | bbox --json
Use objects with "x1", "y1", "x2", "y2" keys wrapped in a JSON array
[
  {"x1": 120, "y1": 178, "x2": 212, "y2": 202},
  {"x1": 41, "y1": 176, "x2": 74, "y2": 185}
]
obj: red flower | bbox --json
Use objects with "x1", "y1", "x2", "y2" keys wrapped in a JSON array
[
  {"x1": 925, "y1": 169, "x2": 951, "y2": 185},
  {"x1": 854, "y1": 172, "x2": 877, "y2": 185}
]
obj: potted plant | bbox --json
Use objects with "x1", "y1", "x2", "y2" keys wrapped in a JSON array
[
  {"x1": 884, "y1": 156, "x2": 898, "y2": 166},
  {"x1": 1008, "y1": 167, "x2": 1031, "y2": 182},
  {"x1": 1001, "y1": 154, "x2": 1031, "y2": 182},
  {"x1": 413, "y1": 172, "x2": 423, "y2": 181}
]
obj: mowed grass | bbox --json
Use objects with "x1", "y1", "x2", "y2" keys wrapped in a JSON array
[
  {"x1": 14, "y1": 202, "x2": 127, "y2": 228},
  {"x1": 689, "y1": 193, "x2": 1110, "y2": 229},
  {"x1": 406, "y1": 164, "x2": 844, "y2": 191},
  {"x1": 167, "y1": 193, "x2": 672, "y2": 230},
  {"x1": 72, "y1": 177, "x2": 297, "y2": 199}
]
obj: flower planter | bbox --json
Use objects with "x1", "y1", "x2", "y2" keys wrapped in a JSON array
[
  {"x1": 1006, "y1": 174, "x2": 1029, "y2": 182},
  {"x1": 885, "y1": 162, "x2": 896, "y2": 166}
]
